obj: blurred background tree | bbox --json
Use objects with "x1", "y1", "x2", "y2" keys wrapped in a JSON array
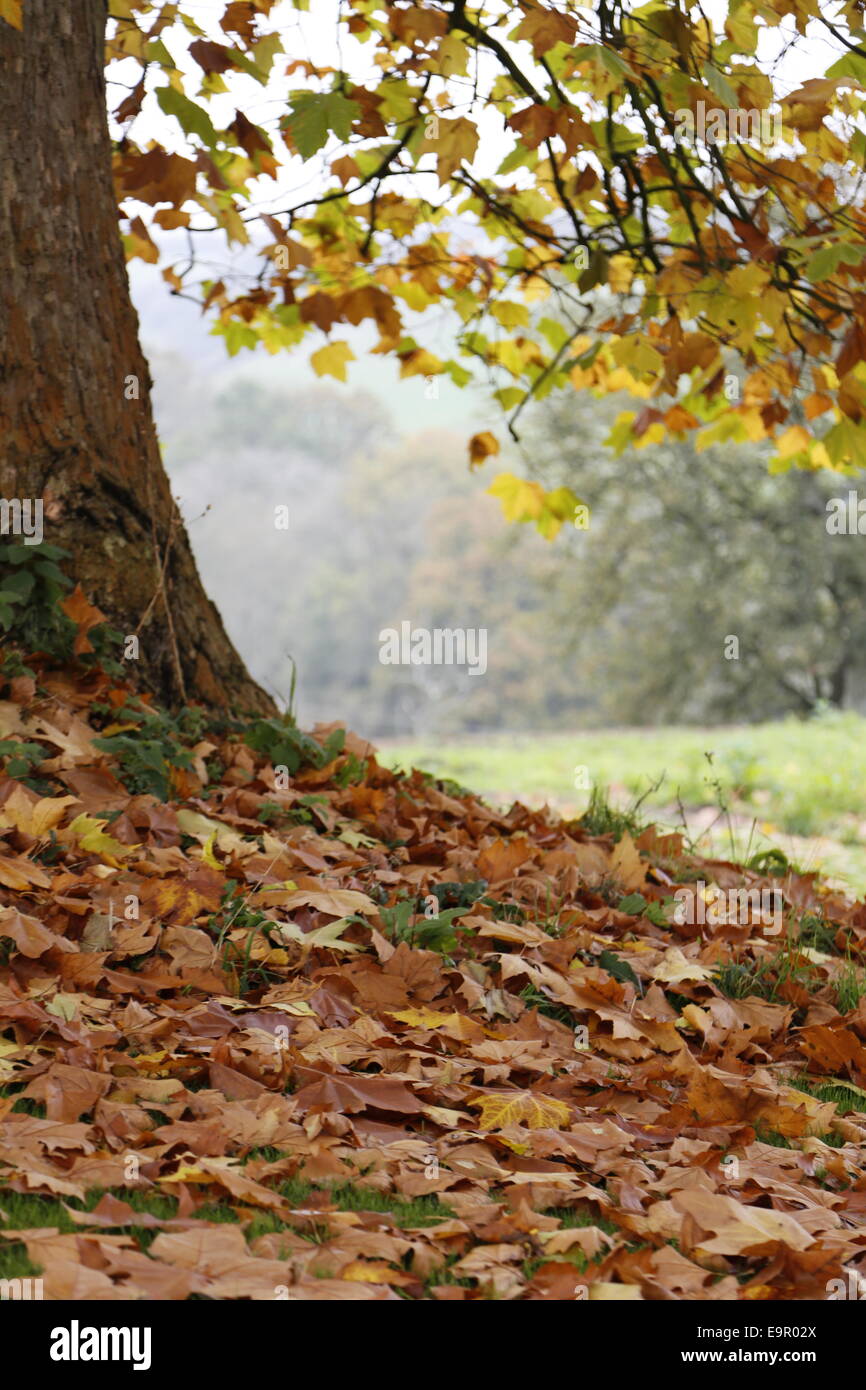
[{"x1": 153, "y1": 355, "x2": 866, "y2": 737}]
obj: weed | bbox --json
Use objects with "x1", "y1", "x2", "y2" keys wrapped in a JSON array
[
  {"x1": 243, "y1": 716, "x2": 344, "y2": 776},
  {"x1": 617, "y1": 893, "x2": 669, "y2": 928},
  {"x1": 797, "y1": 912, "x2": 840, "y2": 955},
  {"x1": 378, "y1": 896, "x2": 468, "y2": 954},
  {"x1": 714, "y1": 943, "x2": 821, "y2": 1002},
  {"x1": 519, "y1": 983, "x2": 574, "y2": 1026},
  {"x1": 92, "y1": 702, "x2": 208, "y2": 799},
  {"x1": 579, "y1": 786, "x2": 643, "y2": 838},
  {"x1": 835, "y1": 962, "x2": 866, "y2": 1014}
]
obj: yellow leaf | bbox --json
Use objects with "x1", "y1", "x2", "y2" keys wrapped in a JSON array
[
  {"x1": 423, "y1": 115, "x2": 478, "y2": 184},
  {"x1": 0, "y1": 0, "x2": 23, "y2": 29},
  {"x1": 275, "y1": 916, "x2": 365, "y2": 954},
  {"x1": 279, "y1": 888, "x2": 377, "y2": 917},
  {"x1": 159, "y1": 1164, "x2": 212, "y2": 1185},
  {"x1": 67, "y1": 813, "x2": 137, "y2": 863},
  {"x1": 607, "y1": 254, "x2": 634, "y2": 293},
  {"x1": 398, "y1": 348, "x2": 443, "y2": 378},
  {"x1": 490, "y1": 301, "x2": 530, "y2": 329},
  {"x1": 0, "y1": 790, "x2": 77, "y2": 838},
  {"x1": 775, "y1": 424, "x2": 811, "y2": 460},
  {"x1": 431, "y1": 32, "x2": 469, "y2": 76},
  {"x1": 176, "y1": 808, "x2": 247, "y2": 857},
  {"x1": 486, "y1": 472, "x2": 545, "y2": 522},
  {"x1": 471, "y1": 1091, "x2": 571, "y2": 1131},
  {"x1": 201, "y1": 831, "x2": 222, "y2": 871},
  {"x1": 340, "y1": 1261, "x2": 397, "y2": 1283},
  {"x1": 389, "y1": 1006, "x2": 461, "y2": 1028},
  {"x1": 609, "y1": 832, "x2": 647, "y2": 891},
  {"x1": 311, "y1": 340, "x2": 355, "y2": 381}
]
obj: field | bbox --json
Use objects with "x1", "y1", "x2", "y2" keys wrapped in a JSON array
[{"x1": 382, "y1": 711, "x2": 866, "y2": 897}]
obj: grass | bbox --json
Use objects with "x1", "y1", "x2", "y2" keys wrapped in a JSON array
[
  {"x1": 0, "y1": 1178, "x2": 456, "y2": 1282},
  {"x1": 713, "y1": 943, "x2": 823, "y2": 1003},
  {"x1": 383, "y1": 709, "x2": 866, "y2": 896}
]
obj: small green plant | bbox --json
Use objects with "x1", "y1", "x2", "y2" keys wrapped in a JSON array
[
  {"x1": 427, "y1": 880, "x2": 488, "y2": 911},
  {"x1": 746, "y1": 847, "x2": 791, "y2": 877},
  {"x1": 835, "y1": 962, "x2": 866, "y2": 1015},
  {"x1": 378, "y1": 897, "x2": 468, "y2": 953},
  {"x1": 0, "y1": 739, "x2": 47, "y2": 781},
  {"x1": 616, "y1": 893, "x2": 669, "y2": 928},
  {"x1": 208, "y1": 886, "x2": 282, "y2": 994},
  {"x1": 0, "y1": 648, "x2": 35, "y2": 683},
  {"x1": 579, "y1": 786, "x2": 645, "y2": 839},
  {"x1": 714, "y1": 942, "x2": 821, "y2": 1002},
  {"x1": 93, "y1": 704, "x2": 205, "y2": 800},
  {"x1": 333, "y1": 752, "x2": 366, "y2": 787},
  {"x1": 277, "y1": 794, "x2": 330, "y2": 827},
  {"x1": 243, "y1": 716, "x2": 344, "y2": 775},
  {"x1": 597, "y1": 949, "x2": 641, "y2": 990},
  {"x1": 797, "y1": 912, "x2": 841, "y2": 955},
  {"x1": 518, "y1": 983, "x2": 574, "y2": 1025},
  {"x1": 426, "y1": 880, "x2": 525, "y2": 925},
  {"x1": 0, "y1": 542, "x2": 74, "y2": 654}
]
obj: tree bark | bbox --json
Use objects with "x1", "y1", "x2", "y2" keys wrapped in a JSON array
[{"x1": 0, "y1": 0, "x2": 276, "y2": 715}]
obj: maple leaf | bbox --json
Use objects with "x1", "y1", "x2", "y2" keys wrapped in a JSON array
[
  {"x1": 285, "y1": 91, "x2": 360, "y2": 159},
  {"x1": 279, "y1": 888, "x2": 378, "y2": 917},
  {"x1": 65, "y1": 813, "x2": 137, "y2": 863},
  {"x1": 310, "y1": 340, "x2": 355, "y2": 381},
  {"x1": 60, "y1": 585, "x2": 107, "y2": 655},
  {"x1": 470, "y1": 1092, "x2": 572, "y2": 1131},
  {"x1": 0, "y1": 790, "x2": 78, "y2": 839},
  {"x1": 0, "y1": 907, "x2": 74, "y2": 958},
  {"x1": 275, "y1": 916, "x2": 365, "y2": 954}
]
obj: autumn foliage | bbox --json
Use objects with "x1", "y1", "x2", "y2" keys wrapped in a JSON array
[
  {"x1": 93, "y1": 0, "x2": 866, "y2": 518},
  {"x1": 1, "y1": 622, "x2": 866, "y2": 1300}
]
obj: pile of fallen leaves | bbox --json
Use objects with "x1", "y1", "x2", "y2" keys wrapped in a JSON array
[{"x1": 2, "y1": 651, "x2": 866, "y2": 1301}]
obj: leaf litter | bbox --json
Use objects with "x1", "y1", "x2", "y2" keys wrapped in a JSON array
[{"x1": 1, "y1": 652, "x2": 866, "y2": 1300}]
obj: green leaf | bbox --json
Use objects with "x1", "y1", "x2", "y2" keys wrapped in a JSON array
[
  {"x1": 285, "y1": 91, "x2": 361, "y2": 159},
  {"x1": 617, "y1": 893, "x2": 648, "y2": 916},
  {"x1": 598, "y1": 949, "x2": 640, "y2": 987},
  {"x1": 826, "y1": 51, "x2": 866, "y2": 83},
  {"x1": 702, "y1": 62, "x2": 738, "y2": 108},
  {"x1": 156, "y1": 85, "x2": 219, "y2": 148},
  {"x1": 1, "y1": 544, "x2": 35, "y2": 564},
  {"x1": 144, "y1": 38, "x2": 174, "y2": 68},
  {"x1": 805, "y1": 242, "x2": 866, "y2": 283}
]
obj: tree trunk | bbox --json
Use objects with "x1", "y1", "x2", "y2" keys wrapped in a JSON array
[{"x1": 0, "y1": 0, "x2": 275, "y2": 715}]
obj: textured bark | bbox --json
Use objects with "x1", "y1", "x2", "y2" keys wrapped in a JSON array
[{"x1": 0, "y1": 0, "x2": 275, "y2": 715}]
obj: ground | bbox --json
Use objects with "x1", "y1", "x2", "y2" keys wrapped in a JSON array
[
  {"x1": 385, "y1": 716, "x2": 866, "y2": 895},
  {"x1": 1, "y1": 650, "x2": 866, "y2": 1301}
]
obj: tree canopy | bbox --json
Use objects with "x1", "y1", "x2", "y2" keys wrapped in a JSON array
[{"x1": 55, "y1": 0, "x2": 866, "y2": 531}]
